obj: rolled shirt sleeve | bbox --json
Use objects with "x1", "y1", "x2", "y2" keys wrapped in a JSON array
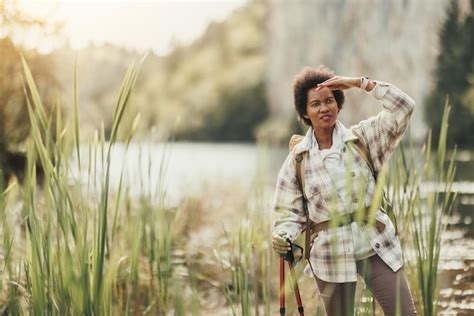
[
  {"x1": 352, "y1": 81, "x2": 416, "y2": 172},
  {"x1": 272, "y1": 152, "x2": 306, "y2": 241}
]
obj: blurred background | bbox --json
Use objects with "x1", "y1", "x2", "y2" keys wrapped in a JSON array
[
  {"x1": 3, "y1": 0, "x2": 473, "y2": 147},
  {"x1": 1, "y1": 0, "x2": 473, "y2": 314}
]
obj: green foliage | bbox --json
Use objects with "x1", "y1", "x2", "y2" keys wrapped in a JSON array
[
  {"x1": 0, "y1": 1, "x2": 60, "y2": 183},
  {"x1": 176, "y1": 82, "x2": 269, "y2": 141},
  {"x1": 425, "y1": 0, "x2": 474, "y2": 148},
  {"x1": 0, "y1": 37, "x2": 58, "y2": 152},
  {"x1": 132, "y1": 1, "x2": 269, "y2": 142},
  {"x1": 3, "y1": 1, "x2": 268, "y2": 143},
  {"x1": 213, "y1": 163, "x2": 273, "y2": 315},
  {"x1": 0, "y1": 57, "x2": 213, "y2": 315},
  {"x1": 0, "y1": 60, "x2": 461, "y2": 314},
  {"x1": 384, "y1": 104, "x2": 457, "y2": 315}
]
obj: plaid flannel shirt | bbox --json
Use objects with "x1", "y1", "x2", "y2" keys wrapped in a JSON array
[{"x1": 272, "y1": 82, "x2": 415, "y2": 282}]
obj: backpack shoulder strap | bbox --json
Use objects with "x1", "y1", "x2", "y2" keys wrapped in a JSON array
[
  {"x1": 350, "y1": 129, "x2": 377, "y2": 179},
  {"x1": 295, "y1": 153, "x2": 312, "y2": 259},
  {"x1": 294, "y1": 153, "x2": 306, "y2": 198},
  {"x1": 288, "y1": 134, "x2": 307, "y2": 198},
  {"x1": 288, "y1": 134, "x2": 312, "y2": 259},
  {"x1": 350, "y1": 128, "x2": 398, "y2": 235}
]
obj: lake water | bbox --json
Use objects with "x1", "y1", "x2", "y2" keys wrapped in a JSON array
[
  {"x1": 75, "y1": 142, "x2": 287, "y2": 204},
  {"x1": 75, "y1": 142, "x2": 474, "y2": 313}
]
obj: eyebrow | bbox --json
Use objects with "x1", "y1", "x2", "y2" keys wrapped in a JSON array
[{"x1": 309, "y1": 96, "x2": 334, "y2": 103}]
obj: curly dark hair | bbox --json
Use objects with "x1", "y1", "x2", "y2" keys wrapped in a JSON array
[{"x1": 293, "y1": 65, "x2": 345, "y2": 126}]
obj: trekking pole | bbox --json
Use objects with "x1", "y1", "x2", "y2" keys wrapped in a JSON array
[
  {"x1": 280, "y1": 256, "x2": 285, "y2": 315},
  {"x1": 287, "y1": 259, "x2": 304, "y2": 316},
  {"x1": 279, "y1": 240, "x2": 304, "y2": 316}
]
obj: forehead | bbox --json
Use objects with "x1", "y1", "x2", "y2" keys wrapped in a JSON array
[{"x1": 307, "y1": 87, "x2": 333, "y2": 102}]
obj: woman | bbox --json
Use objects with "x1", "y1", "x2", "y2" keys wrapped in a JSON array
[{"x1": 271, "y1": 66, "x2": 417, "y2": 315}]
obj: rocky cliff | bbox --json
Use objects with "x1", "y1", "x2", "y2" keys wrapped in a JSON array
[{"x1": 264, "y1": 0, "x2": 453, "y2": 141}]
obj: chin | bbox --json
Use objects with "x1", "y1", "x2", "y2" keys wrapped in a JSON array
[{"x1": 317, "y1": 121, "x2": 336, "y2": 129}]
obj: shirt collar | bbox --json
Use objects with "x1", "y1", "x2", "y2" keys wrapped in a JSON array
[
  {"x1": 293, "y1": 121, "x2": 358, "y2": 155},
  {"x1": 311, "y1": 122, "x2": 343, "y2": 150}
]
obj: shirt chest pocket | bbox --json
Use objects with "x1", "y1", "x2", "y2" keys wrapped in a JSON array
[
  {"x1": 304, "y1": 178, "x2": 331, "y2": 223},
  {"x1": 350, "y1": 169, "x2": 372, "y2": 187},
  {"x1": 346, "y1": 147, "x2": 374, "y2": 180}
]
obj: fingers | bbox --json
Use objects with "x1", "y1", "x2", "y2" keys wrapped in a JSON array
[
  {"x1": 272, "y1": 234, "x2": 291, "y2": 255},
  {"x1": 326, "y1": 84, "x2": 349, "y2": 91},
  {"x1": 321, "y1": 76, "x2": 340, "y2": 84},
  {"x1": 316, "y1": 76, "x2": 358, "y2": 91},
  {"x1": 317, "y1": 78, "x2": 344, "y2": 91},
  {"x1": 316, "y1": 77, "x2": 339, "y2": 89}
]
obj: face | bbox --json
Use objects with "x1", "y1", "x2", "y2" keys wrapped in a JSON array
[{"x1": 304, "y1": 87, "x2": 339, "y2": 130}]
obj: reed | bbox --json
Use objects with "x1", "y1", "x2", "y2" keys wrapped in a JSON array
[
  {"x1": 1, "y1": 169, "x2": 26, "y2": 314},
  {"x1": 214, "y1": 215, "x2": 266, "y2": 316},
  {"x1": 13, "y1": 57, "x2": 144, "y2": 314},
  {"x1": 378, "y1": 103, "x2": 456, "y2": 315},
  {"x1": 213, "y1": 143, "x2": 273, "y2": 316},
  {"x1": 410, "y1": 104, "x2": 456, "y2": 316},
  {"x1": 0, "y1": 56, "x2": 204, "y2": 315},
  {"x1": 0, "y1": 57, "x2": 458, "y2": 315}
]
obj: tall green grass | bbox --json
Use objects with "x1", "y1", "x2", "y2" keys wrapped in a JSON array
[
  {"x1": 409, "y1": 105, "x2": 456, "y2": 316},
  {"x1": 20, "y1": 55, "x2": 144, "y2": 314},
  {"x1": 378, "y1": 103, "x2": 457, "y2": 315},
  {"x1": 213, "y1": 208, "x2": 273, "y2": 316},
  {"x1": 213, "y1": 143, "x2": 273, "y2": 316},
  {"x1": 215, "y1": 105, "x2": 457, "y2": 316},
  {"x1": 0, "y1": 56, "x2": 195, "y2": 315},
  {"x1": 0, "y1": 57, "x2": 459, "y2": 315}
]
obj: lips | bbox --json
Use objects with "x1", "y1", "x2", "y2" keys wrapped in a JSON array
[{"x1": 320, "y1": 115, "x2": 332, "y2": 121}]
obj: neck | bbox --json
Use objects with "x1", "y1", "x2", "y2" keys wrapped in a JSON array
[{"x1": 314, "y1": 126, "x2": 334, "y2": 150}]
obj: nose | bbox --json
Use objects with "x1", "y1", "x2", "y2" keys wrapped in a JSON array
[{"x1": 319, "y1": 103, "x2": 330, "y2": 112}]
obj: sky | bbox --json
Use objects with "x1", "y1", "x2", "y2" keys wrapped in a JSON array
[{"x1": 15, "y1": 0, "x2": 248, "y2": 55}]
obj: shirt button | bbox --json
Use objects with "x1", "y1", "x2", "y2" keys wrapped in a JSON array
[
  {"x1": 353, "y1": 197, "x2": 359, "y2": 203},
  {"x1": 351, "y1": 172, "x2": 356, "y2": 177},
  {"x1": 375, "y1": 243, "x2": 380, "y2": 249}
]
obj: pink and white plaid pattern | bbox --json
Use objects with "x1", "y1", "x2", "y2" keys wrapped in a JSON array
[{"x1": 272, "y1": 82, "x2": 415, "y2": 282}]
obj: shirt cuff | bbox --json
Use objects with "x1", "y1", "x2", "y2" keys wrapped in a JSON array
[
  {"x1": 368, "y1": 80, "x2": 390, "y2": 100},
  {"x1": 272, "y1": 225, "x2": 298, "y2": 241}
]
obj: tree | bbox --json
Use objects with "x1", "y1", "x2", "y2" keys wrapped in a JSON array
[
  {"x1": 0, "y1": 0, "x2": 60, "y2": 184},
  {"x1": 425, "y1": 0, "x2": 474, "y2": 148},
  {"x1": 176, "y1": 82, "x2": 269, "y2": 141}
]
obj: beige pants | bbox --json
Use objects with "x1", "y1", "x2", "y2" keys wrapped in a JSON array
[{"x1": 315, "y1": 254, "x2": 417, "y2": 316}]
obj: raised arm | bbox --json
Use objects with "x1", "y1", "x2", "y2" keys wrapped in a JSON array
[
  {"x1": 316, "y1": 76, "x2": 416, "y2": 172},
  {"x1": 351, "y1": 81, "x2": 416, "y2": 172}
]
